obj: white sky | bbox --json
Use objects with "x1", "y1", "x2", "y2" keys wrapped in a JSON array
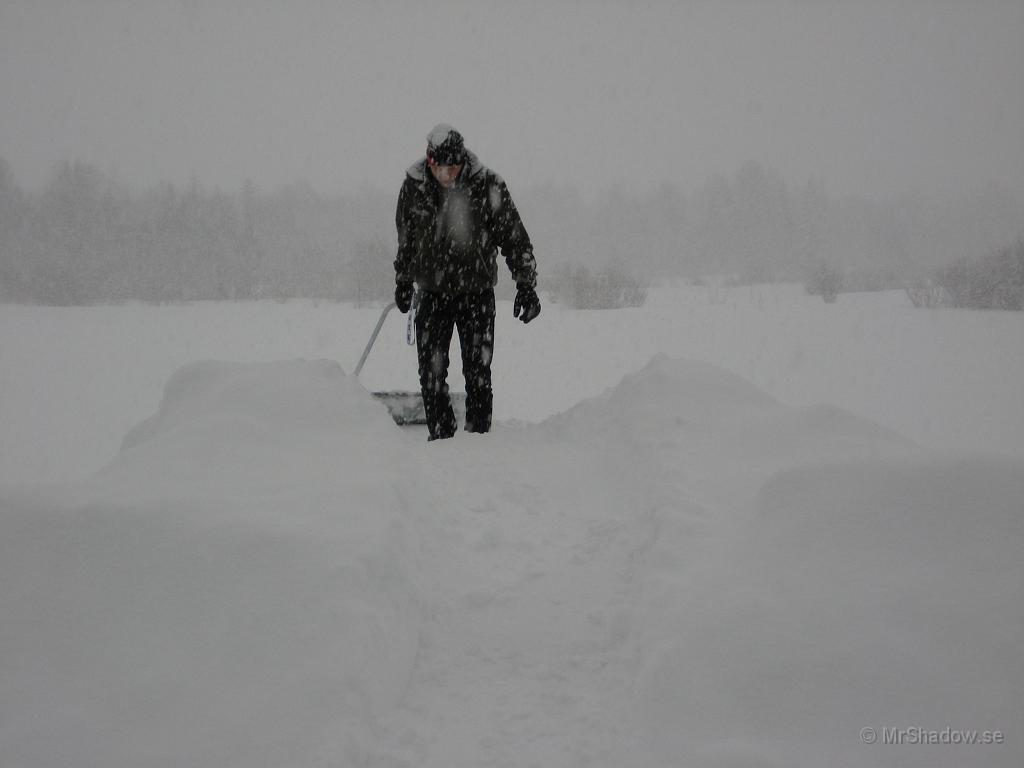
[{"x1": 2, "y1": 0, "x2": 1022, "y2": 199}]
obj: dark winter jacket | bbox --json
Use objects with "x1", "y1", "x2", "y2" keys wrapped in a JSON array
[{"x1": 394, "y1": 150, "x2": 537, "y2": 295}]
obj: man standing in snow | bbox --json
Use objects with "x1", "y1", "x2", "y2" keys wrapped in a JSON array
[{"x1": 394, "y1": 124, "x2": 540, "y2": 441}]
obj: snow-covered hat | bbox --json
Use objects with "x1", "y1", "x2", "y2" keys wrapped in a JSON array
[{"x1": 426, "y1": 123, "x2": 466, "y2": 166}]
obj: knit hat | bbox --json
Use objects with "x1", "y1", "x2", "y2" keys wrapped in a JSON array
[{"x1": 426, "y1": 123, "x2": 466, "y2": 166}]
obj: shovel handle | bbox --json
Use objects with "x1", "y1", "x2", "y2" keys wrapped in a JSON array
[{"x1": 353, "y1": 302, "x2": 396, "y2": 379}]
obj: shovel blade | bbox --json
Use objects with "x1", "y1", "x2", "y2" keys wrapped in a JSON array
[{"x1": 372, "y1": 391, "x2": 467, "y2": 427}]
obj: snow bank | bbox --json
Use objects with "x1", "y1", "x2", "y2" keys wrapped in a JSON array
[
  {"x1": 543, "y1": 353, "x2": 919, "y2": 504},
  {"x1": 543, "y1": 354, "x2": 1021, "y2": 767},
  {"x1": 5, "y1": 288, "x2": 1023, "y2": 485},
  {"x1": 0, "y1": 360, "x2": 423, "y2": 768},
  {"x1": 2, "y1": 353, "x2": 1020, "y2": 767},
  {"x1": 543, "y1": 353, "x2": 782, "y2": 436},
  {"x1": 631, "y1": 463, "x2": 1023, "y2": 765}
]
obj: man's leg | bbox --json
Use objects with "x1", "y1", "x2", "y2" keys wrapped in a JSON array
[
  {"x1": 456, "y1": 290, "x2": 496, "y2": 433},
  {"x1": 415, "y1": 291, "x2": 458, "y2": 440}
]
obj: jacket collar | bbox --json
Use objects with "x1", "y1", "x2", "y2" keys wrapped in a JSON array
[{"x1": 406, "y1": 149, "x2": 487, "y2": 191}]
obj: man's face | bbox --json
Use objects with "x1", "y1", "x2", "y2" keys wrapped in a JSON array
[{"x1": 429, "y1": 162, "x2": 463, "y2": 189}]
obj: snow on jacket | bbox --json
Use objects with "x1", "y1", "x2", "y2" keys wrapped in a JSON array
[{"x1": 394, "y1": 150, "x2": 537, "y2": 294}]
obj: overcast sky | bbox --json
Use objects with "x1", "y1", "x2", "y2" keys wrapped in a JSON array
[{"x1": 2, "y1": 0, "x2": 1022, "y2": 200}]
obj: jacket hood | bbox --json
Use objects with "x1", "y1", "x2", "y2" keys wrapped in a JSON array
[{"x1": 405, "y1": 149, "x2": 488, "y2": 189}]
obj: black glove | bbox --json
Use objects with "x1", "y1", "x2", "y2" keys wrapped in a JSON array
[
  {"x1": 395, "y1": 282, "x2": 414, "y2": 314},
  {"x1": 513, "y1": 284, "x2": 541, "y2": 324}
]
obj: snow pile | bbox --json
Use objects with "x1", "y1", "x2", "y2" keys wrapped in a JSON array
[
  {"x1": 588, "y1": 362, "x2": 1021, "y2": 768},
  {"x1": 2, "y1": 354, "x2": 1020, "y2": 767},
  {"x1": 634, "y1": 456, "x2": 1024, "y2": 768},
  {"x1": 0, "y1": 360, "x2": 423, "y2": 768},
  {"x1": 543, "y1": 352, "x2": 782, "y2": 436},
  {"x1": 540, "y1": 355, "x2": 1021, "y2": 767},
  {"x1": 543, "y1": 354, "x2": 919, "y2": 503}
]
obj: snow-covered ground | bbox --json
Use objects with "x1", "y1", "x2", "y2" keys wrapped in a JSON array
[
  {"x1": 2, "y1": 283, "x2": 1023, "y2": 486},
  {"x1": 1, "y1": 283, "x2": 1022, "y2": 767}
]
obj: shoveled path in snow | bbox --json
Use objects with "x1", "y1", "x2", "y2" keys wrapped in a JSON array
[
  {"x1": 4, "y1": 356, "x2": 1019, "y2": 768},
  {"x1": 368, "y1": 424, "x2": 703, "y2": 768},
  {"x1": 366, "y1": 355, "x2": 929, "y2": 767}
]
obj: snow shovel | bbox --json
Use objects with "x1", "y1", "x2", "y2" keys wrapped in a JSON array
[{"x1": 353, "y1": 295, "x2": 466, "y2": 427}]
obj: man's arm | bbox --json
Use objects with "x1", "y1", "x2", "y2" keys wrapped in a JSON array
[
  {"x1": 394, "y1": 179, "x2": 417, "y2": 285},
  {"x1": 489, "y1": 176, "x2": 537, "y2": 288}
]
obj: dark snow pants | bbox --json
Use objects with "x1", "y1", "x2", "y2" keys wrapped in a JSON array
[{"x1": 415, "y1": 289, "x2": 495, "y2": 440}]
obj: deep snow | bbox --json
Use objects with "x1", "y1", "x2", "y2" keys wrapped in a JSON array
[
  {"x1": 3, "y1": 283, "x2": 1024, "y2": 487},
  {"x1": 1, "y1": 285, "x2": 1022, "y2": 766}
]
